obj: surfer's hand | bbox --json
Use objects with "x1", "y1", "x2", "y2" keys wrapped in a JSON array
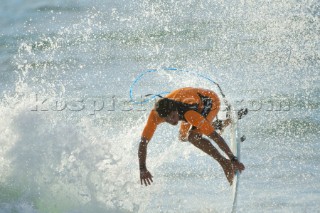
[
  {"x1": 140, "y1": 169, "x2": 153, "y2": 186},
  {"x1": 232, "y1": 160, "x2": 245, "y2": 173}
]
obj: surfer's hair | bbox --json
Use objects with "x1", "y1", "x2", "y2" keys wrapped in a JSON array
[{"x1": 155, "y1": 98, "x2": 178, "y2": 118}]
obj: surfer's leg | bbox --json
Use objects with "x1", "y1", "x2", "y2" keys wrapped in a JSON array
[{"x1": 188, "y1": 131, "x2": 234, "y2": 184}]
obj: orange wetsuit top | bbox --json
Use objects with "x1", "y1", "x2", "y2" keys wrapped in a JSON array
[{"x1": 141, "y1": 87, "x2": 220, "y2": 141}]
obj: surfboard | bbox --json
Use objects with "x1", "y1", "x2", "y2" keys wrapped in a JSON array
[{"x1": 230, "y1": 107, "x2": 244, "y2": 213}]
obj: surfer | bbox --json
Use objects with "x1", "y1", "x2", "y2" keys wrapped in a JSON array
[{"x1": 138, "y1": 87, "x2": 245, "y2": 186}]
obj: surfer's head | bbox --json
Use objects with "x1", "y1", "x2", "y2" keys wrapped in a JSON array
[{"x1": 155, "y1": 98, "x2": 179, "y2": 125}]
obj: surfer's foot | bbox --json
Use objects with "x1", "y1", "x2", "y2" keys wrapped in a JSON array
[{"x1": 221, "y1": 159, "x2": 234, "y2": 185}]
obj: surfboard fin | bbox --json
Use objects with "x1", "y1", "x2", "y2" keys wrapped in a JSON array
[
  {"x1": 237, "y1": 108, "x2": 248, "y2": 120},
  {"x1": 212, "y1": 119, "x2": 223, "y2": 130}
]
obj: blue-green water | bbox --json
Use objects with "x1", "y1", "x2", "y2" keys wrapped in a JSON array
[{"x1": 0, "y1": 0, "x2": 319, "y2": 212}]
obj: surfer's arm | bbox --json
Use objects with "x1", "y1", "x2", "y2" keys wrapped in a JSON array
[
  {"x1": 138, "y1": 137, "x2": 153, "y2": 186},
  {"x1": 138, "y1": 137, "x2": 148, "y2": 171},
  {"x1": 139, "y1": 111, "x2": 161, "y2": 186}
]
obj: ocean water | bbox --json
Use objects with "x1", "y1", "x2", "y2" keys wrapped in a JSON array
[{"x1": 0, "y1": 0, "x2": 319, "y2": 212}]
